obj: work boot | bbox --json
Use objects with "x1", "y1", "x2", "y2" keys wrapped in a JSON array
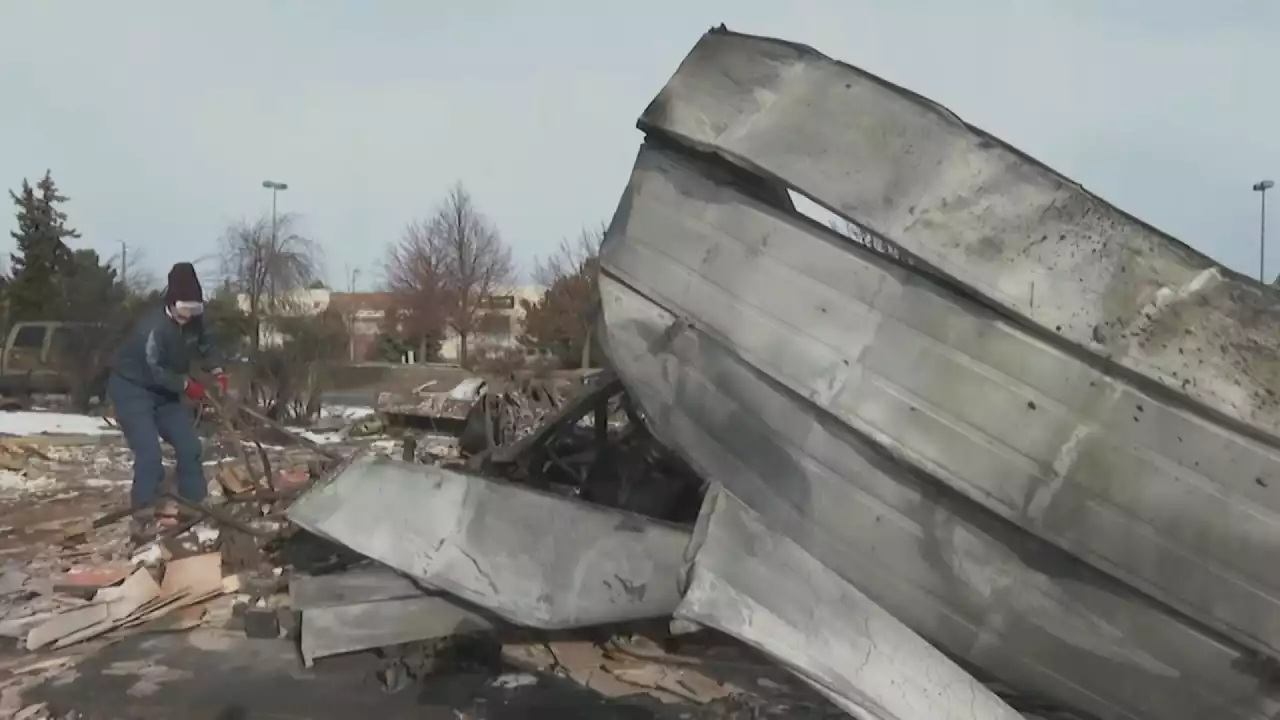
[
  {"x1": 155, "y1": 498, "x2": 181, "y2": 531},
  {"x1": 128, "y1": 510, "x2": 160, "y2": 546}
]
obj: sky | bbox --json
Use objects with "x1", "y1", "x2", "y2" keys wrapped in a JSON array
[{"x1": 2, "y1": 1, "x2": 1279, "y2": 289}]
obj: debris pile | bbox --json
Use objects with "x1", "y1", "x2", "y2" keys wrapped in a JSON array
[
  {"x1": 377, "y1": 375, "x2": 489, "y2": 432},
  {"x1": 0, "y1": 374, "x2": 1077, "y2": 718},
  {"x1": 1, "y1": 380, "x2": 841, "y2": 717},
  {"x1": 472, "y1": 373, "x2": 703, "y2": 521},
  {"x1": 0, "y1": 397, "x2": 358, "y2": 652},
  {"x1": 23, "y1": 554, "x2": 234, "y2": 651}
]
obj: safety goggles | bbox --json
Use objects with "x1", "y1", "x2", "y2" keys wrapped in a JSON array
[{"x1": 171, "y1": 301, "x2": 205, "y2": 320}]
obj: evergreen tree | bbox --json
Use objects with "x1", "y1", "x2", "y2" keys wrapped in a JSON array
[
  {"x1": 7, "y1": 171, "x2": 80, "y2": 320},
  {"x1": 59, "y1": 249, "x2": 124, "y2": 320}
]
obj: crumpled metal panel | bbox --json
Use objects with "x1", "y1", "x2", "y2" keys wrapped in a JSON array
[
  {"x1": 289, "y1": 564, "x2": 423, "y2": 610},
  {"x1": 639, "y1": 28, "x2": 1280, "y2": 450},
  {"x1": 678, "y1": 485, "x2": 1022, "y2": 720},
  {"x1": 602, "y1": 144, "x2": 1280, "y2": 662},
  {"x1": 291, "y1": 563, "x2": 496, "y2": 666},
  {"x1": 598, "y1": 144, "x2": 1280, "y2": 720},
  {"x1": 286, "y1": 453, "x2": 690, "y2": 628},
  {"x1": 300, "y1": 596, "x2": 495, "y2": 667}
]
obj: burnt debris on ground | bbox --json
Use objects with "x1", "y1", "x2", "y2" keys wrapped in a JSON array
[{"x1": 0, "y1": 370, "x2": 847, "y2": 719}]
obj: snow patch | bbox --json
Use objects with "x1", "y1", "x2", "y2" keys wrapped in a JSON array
[
  {"x1": 299, "y1": 430, "x2": 345, "y2": 445},
  {"x1": 0, "y1": 411, "x2": 117, "y2": 437},
  {"x1": 449, "y1": 377, "x2": 487, "y2": 400},
  {"x1": 0, "y1": 471, "x2": 58, "y2": 495},
  {"x1": 320, "y1": 405, "x2": 377, "y2": 421},
  {"x1": 80, "y1": 477, "x2": 129, "y2": 488}
]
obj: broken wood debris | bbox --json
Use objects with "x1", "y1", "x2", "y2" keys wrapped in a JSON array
[{"x1": 22, "y1": 552, "x2": 232, "y2": 650}]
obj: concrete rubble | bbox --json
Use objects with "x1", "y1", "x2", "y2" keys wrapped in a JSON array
[{"x1": 6, "y1": 25, "x2": 1278, "y2": 720}]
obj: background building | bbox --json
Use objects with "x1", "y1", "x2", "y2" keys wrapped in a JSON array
[
  {"x1": 234, "y1": 286, "x2": 543, "y2": 363},
  {"x1": 438, "y1": 285, "x2": 542, "y2": 363}
]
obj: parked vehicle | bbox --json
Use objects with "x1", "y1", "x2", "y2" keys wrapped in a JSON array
[{"x1": 0, "y1": 321, "x2": 110, "y2": 404}]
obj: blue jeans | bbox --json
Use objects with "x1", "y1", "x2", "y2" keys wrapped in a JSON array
[{"x1": 107, "y1": 373, "x2": 207, "y2": 510}]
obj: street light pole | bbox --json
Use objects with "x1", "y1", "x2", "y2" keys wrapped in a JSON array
[
  {"x1": 260, "y1": 180, "x2": 288, "y2": 317},
  {"x1": 261, "y1": 179, "x2": 288, "y2": 246},
  {"x1": 347, "y1": 269, "x2": 362, "y2": 361},
  {"x1": 1254, "y1": 180, "x2": 1274, "y2": 284}
]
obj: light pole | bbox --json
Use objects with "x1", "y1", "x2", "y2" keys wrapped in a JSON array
[
  {"x1": 1254, "y1": 179, "x2": 1274, "y2": 284},
  {"x1": 347, "y1": 268, "x2": 361, "y2": 361},
  {"x1": 260, "y1": 180, "x2": 288, "y2": 319},
  {"x1": 261, "y1": 180, "x2": 288, "y2": 248}
]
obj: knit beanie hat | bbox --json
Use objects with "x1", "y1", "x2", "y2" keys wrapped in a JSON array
[{"x1": 164, "y1": 262, "x2": 204, "y2": 305}]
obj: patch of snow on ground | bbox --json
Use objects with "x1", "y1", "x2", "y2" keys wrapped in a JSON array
[
  {"x1": 80, "y1": 477, "x2": 129, "y2": 488},
  {"x1": 300, "y1": 430, "x2": 345, "y2": 445},
  {"x1": 321, "y1": 405, "x2": 376, "y2": 421},
  {"x1": 0, "y1": 411, "x2": 117, "y2": 437},
  {"x1": 0, "y1": 471, "x2": 58, "y2": 495},
  {"x1": 449, "y1": 377, "x2": 486, "y2": 400}
]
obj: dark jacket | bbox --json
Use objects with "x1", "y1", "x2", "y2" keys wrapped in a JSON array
[{"x1": 112, "y1": 306, "x2": 222, "y2": 395}]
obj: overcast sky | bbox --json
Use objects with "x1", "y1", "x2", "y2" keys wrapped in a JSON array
[{"x1": 2, "y1": 1, "x2": 1278, "y2": 288}]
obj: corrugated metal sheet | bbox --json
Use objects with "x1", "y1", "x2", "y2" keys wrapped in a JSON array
[
  {"x1": 598, "y1": 140, "x2": 1280, "y2": 662},
  {"x1": 598, "y1": 142, "x2": 1280, "y2": 720},
  {"x1": 678, "y1": 485, "x2": 1023, "y2": 720},
  {"x1": 639, "y1": 28, "x2": 1280, "y2": 455}
]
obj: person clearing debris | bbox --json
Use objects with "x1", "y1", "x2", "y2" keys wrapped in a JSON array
[{"x1": 107, "y1": 262, "x2": 228, "y2": 543}]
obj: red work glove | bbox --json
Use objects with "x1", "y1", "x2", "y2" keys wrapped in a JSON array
[
  {"x1": 215, "y1": 373, "x2": 229, "y2": 395},
  {"x1": 184, "y1": 378, "x2": 207, "y2": 403}
]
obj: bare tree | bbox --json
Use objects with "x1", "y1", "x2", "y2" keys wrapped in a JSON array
[
  {"x1": 215, "y1": 213, "x2": 326, "y2": 417},
  {"x1": 531, "y1": 223, "x2": 605, "y2": 288},
  {"x1": 217, "y1": 213, "x2": 321, "y2": 354},
  {"x1": 383, "y1": 218, "x2": 448, "y2": 361},
  {"x1": 522, "y1": 223, "x2": 605, "y2": 369},
  {"x1": 437, "y1": 184, "x2": 514, "y2": 367},
  {"x1": 387, "y1": 183, "x2": 513, "y2": 367}
]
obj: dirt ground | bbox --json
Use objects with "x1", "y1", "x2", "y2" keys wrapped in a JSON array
[
  {"x1": 3, "y1": 627, "x2": 843, "y2": 720},
  {"x1": 0, "y1": 436, "x2": 132, "y2": 559}
]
